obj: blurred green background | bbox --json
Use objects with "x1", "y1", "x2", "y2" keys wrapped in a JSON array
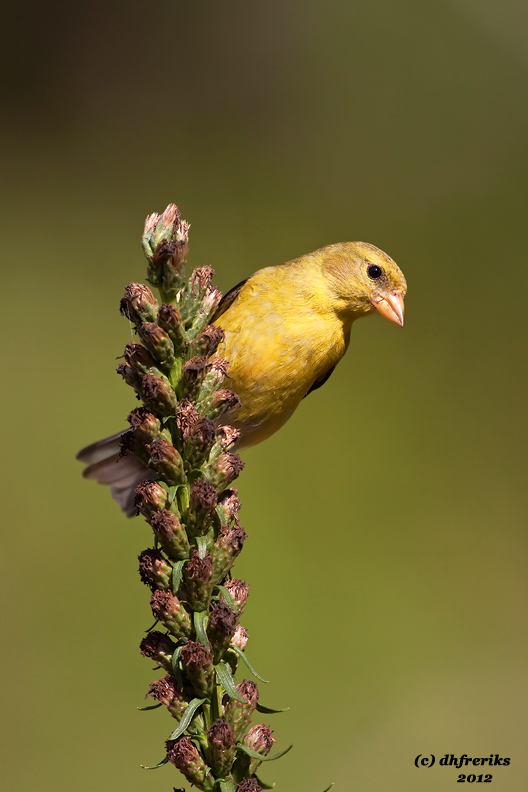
[{"x1": 2, "y1": 0, "x2": 528, "y2": 789}]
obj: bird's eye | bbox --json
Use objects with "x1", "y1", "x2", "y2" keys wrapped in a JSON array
[{"x1": 367, "y1": 264, "x2": 383, "y2": 280}]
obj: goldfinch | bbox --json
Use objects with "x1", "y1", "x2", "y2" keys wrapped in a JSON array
[{"x1": 77, "y1": 241, "x2": 406, "y2": 514}]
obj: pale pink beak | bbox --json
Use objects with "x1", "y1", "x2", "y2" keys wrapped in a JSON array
[{"x1": 371, "y1": 292, "x2": 405, "y2": 327}]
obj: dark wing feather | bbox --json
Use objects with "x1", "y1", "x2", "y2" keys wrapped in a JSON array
[
  {"x1": 77, "y1": 430, "x2": 155, "y2": 517},
  {"x1": 304, "y1": 365, "x2": 336, "y2": 398},
  {"x1": 211, "y1": 278, "x2": 249, "y2": 323}
]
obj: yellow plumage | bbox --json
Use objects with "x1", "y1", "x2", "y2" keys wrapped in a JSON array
[
  {"x1": 213, "y1": 241, "x2": 407, "y2": 446},
  {"x1": 77, "y1": 240, "x2": 406, "y2": 513}
]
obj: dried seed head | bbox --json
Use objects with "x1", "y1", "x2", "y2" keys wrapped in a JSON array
[
  {"x1": 139, "y1": 631, "x2": 176, "y2": 672},
  {"x1": 190, "y1": 265, "x2": 215, "y2": 292},
  {"x1": 185, "y1": 549, "x2": 214, "y2": 582},
  {"x1": 120, "y1": 282, "x2": 158, "y2": 326},
  {"x1": 238, "y1": 679, "x2": 259, "y2": 707},
  {"x1": 206, "y1": 452, "x2": 245, "y2": 490},
  {"x1": 175, "y1": 399, "x2": 201, "y2": 442},
  {"x1": 166, "y1": 736, "x2": 210, "y2": 788},
  {"x1": 116, "y1": 362, "x2": 142, "y2": 392},
  {"x1": 124, "y1": 342, "x2": 157, "y2": 374},
  {"x1": 232, "y1": 624, "x2": 249, "y2": 651},
  {"x1": 223, "y1": 679, "x2": 259, "y2": 741},
  {"x1": 134, "y1": 480, "x2": 167, "y2": 518},
  {"x1": 138, "y1": 548, "x2": 172, "y2": 590},
  {"x1": 180, "y1": 640, "x2": 214, "y2": 698},
  {"x1": 211, "y1": 525, "x2": 248, "y2": 583},
  {"x1": 203, "y1": 285, "x2": 222, "y2": 312},
  {"x1": 119, "y1": 429, "x2": 149, "y2": 464},
  {"x1": 142, "y1": 206, "x2": 189, "y2": 293},
  {"x1": 244, "y1": 724, "x2": 275, "y2": 756},
  {"x1": 211, "y1": 388, "x2": 242, "y2": 420},
  {"x1": 195, "y1": 360, "x2": 232, "y2": 416},
  {"x1": 141, "y1": 373, "x2": 178, "y2": 416},
  {"x1": 185, "y1": 418, "x2": 217, "y2": 470},
  {"x1": 189, "y1": 418, "x2": 215, "y2": 450},
  {"x1": 146, "y1": 675, "x2": 188, "y2": 720},
  {"x1": 150, "y1": 509, "x2": 180, "y2": 537},
  {"x1": 226, "y1": 525, "x2": 247, "y2": 553},
  {"x1": 193, "y1": 324, "x2": 225, "y2": 358},
  {"x1": 157, "y1": 303, "x2": 182, "y2": 331},
  {"x1": 157, "y1": 303, "x2": 186, "y2": 352},
  {"x1": 241, "y1": 725, "x2": 275, "y2": 774},
  {"x1": 237, "y1": 780, "x2": 262, "y2": 792},
  {"x1": 180, "y1": 640, "x2": 213, "y2": 671},
  {"x1": 207, "y1": 717, "x2": 235, "y2": 749},
  {"x1": 206, "y1": 718, "x2": 236, "y2": 777},
  {"x1": 140, "y1": 322, "x2": 168, "y2": 346},
  {"x1": 150, "y1": 590, "x2": 191, "y2": 639},
  {"x1": 184, "y1": 549, "x2": 214, "y2": 610},
  {"x1": 144, "y1": 212, "x2": 159, "y2": 237},
  {"x1": 127, "y1": 408, "x2": 161, "y2": 443},
  {"x1": 160, "y1": 202, "x2": 179, "y2": 231},
  {"x1": 210, "y1": 357, "x2": 229, "y2": 377},
  {"x1": 151, "y1": 237, "x2": 177, "y2": 267},
  {"x1": 216, "y1": 425, "x2": 241, "y2": 451},
  {"x1": 208, "y1": 601, "x2": 237, "y2": 662},
  {"x1": 190, "y1": 478, "x2": 217, "y2": 514},
  {"x1": 186, "y1": 479, "x2": 217, "y2": 536},
  {"x1": 217, "y1": 488, "x2": 241, "y2": 526},
  {"x1": 146, "y1": 674, "x2": 181, "y2": 707},
  {"x1": 181, "y1": 356, "x2": 208, "y2": 398},
  {"x1": 225, "y1": 579, "x2": 249, "y2": 613},
  {"x1": 209, "y1": 601, "x2": 237, "y2": 638},
  {"x1": 139, "y1": 322, "x2": 175, "y2": 367},
  {"x1": 150, "y1": 509, "x2": 190, "y2": 560},
  {"x1": 149, "y1": 437, "x2": 175, "y2": 464},
  {"x1": 149, "y1": 438, "x2": 185, "y2": 485},
  {"x1": 149, "y1": 588, "x2": 173, "y2": 617}
]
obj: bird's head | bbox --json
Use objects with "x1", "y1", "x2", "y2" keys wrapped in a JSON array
[{"x1": 320, "y1": 241, "x2": 407, "y2": 326}]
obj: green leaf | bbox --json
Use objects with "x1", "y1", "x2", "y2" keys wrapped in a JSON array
[
  {"x1": 217, "y1": 779, "x2": 236, "y2": 792},
  {"x1": 214, "y1": 662, "x2": 247, "y2": 703},
  {"x1": 171, "y1": 560, "x2": 186, "y2": 594},
  {"x1": 141, "y1": 755, "x2": 169, "y2": 770},
  {"x1": 236, "y1": 743, "x2": 293, "y2": 762},
  {"x1": 194, "y1": 610, "x2": 211, "y2": 651},
  {"x1": 255, "y1": 775, "x2": 275, "y2": 790},
  {"x1": 168, "y1": 697, "x2": 207, "y2": 740},
  {"x1": 215, "y1": 584, "x2": 236, "y2": 611},
  {"x1": 230, "y1": 644, "x2": 269, "y2": 683},
  {"x1": 171, "y1": 644, "x2": 184, "y2": 685},
  {"x1": 196, "y1": 535, "x2": 207, "y2": 559},
  {"x1": 167, "y1": 485, "x2": 179, "y2": 505},
  {"x1": 256, "y1": 703, "x2": 289, "y2": 714},
  {"x1": 137, "y1": 702, "x2": 163, "y2": 711}
]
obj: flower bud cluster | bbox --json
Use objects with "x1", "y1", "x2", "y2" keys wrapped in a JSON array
[{"x1": 114, "y1": 206, "x2": 285, "y2": 790}]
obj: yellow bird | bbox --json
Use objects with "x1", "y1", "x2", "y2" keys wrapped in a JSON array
[{"x1": 77, "y1": 241, "x2": 406, "y2": 513}]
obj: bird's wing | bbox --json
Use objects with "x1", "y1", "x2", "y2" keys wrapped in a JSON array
[
  {"x1": 76, "y1": 431, "x2": 124, "y2": 464},
  {"x1": 211, "y1": 278, "x2": 250, "y2": 323},
  {"x1": 76, "y1": 431, "x2": 155, "y2": 517},
  {"x1": 304, "y1": 365, "x2": 336, "y2": 398}
]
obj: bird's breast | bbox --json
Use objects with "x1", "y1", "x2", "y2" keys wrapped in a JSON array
[{"x1": 215, "y1": 298, "x2": 348, "y2": 447}]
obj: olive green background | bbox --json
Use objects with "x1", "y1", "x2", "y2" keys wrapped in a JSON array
[{"x1": 2, "y1": 1, "x2": 528, "y2": 789}]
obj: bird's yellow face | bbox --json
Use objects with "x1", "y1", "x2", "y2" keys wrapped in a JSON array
[{"x1": 321, "y1": 241, "x2": 407, "y2": 326}]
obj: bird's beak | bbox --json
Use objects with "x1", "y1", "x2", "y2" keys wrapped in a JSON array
[{"x1": 371, "y1": 291, "x2": 405, "y2": 327}]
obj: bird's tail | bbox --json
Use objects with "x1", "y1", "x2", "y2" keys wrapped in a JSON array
[{"x1": 76, "y1": 431, "x2": 155, "y2": 517}]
